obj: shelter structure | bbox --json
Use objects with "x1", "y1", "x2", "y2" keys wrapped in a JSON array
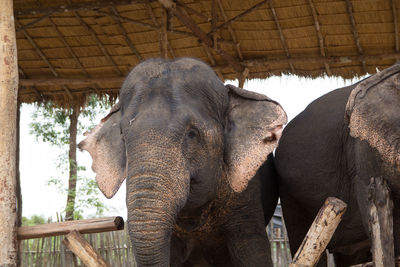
[
  {"x1": 1, "y1": 0, "x2": 400, "y2": 265},
  {"x1": 14, "y1": 0, "x2": 400, "y2": 108}
]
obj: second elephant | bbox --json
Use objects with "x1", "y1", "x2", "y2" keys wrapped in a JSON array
[{"x1": 272, "y1": 63, "x2": 400, "y2": 266}]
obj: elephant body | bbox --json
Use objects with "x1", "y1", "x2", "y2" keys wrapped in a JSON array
[
  {"x1": 80, "y1": 58, "x2": 287, "y2": 266},
  {"x1": 273, "y1": 64, "x2": 400, "y2": 266}
]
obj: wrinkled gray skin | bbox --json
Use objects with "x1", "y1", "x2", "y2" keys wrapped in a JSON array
[
  {"x1": 79, "y1": 58, "x2": 287, "y2": 266},
  {"x1": 272, "y1": 64, "x2": 400, "y2": 266}
]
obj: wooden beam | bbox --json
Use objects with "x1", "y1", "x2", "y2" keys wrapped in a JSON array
[
  {"x1": 49, "y1": 16, "x2": 103, "y2": 95},
  {"x1": 176, "y1": 1, "x2": 209, "y2": 21},
  {"x1": 290, "y1": 197, "x2": 347, "y2": 267},
  {"x1": 110, "y1": 7, "x2": 143, "y2": 62},
  {"x1": 368, "y1": 177, "x2": 395, "y2": 267},
  {"x1": 159, "y1": 0, "x2": 245, "y2": 73},
  {"x1": 14, "y1": 0, "x2": 150, "y2": 16},
  {"x1": 345, "y1": 0, "x2": 367, "y2": 73},
  {"x1": 18, "y1": 66, "x2": 43, "y2": 100},
  {"x1": 269, "y1": 1, "x2": 295, "y2": 73},
  {"x1": 95, "y1": 10, "x2": 159, "y2": 30},
  {"x1": 18, "y1": 217, "x2": 124, "y2": 240},
  {"x1": 16, "y1": 20, "x2": 74, "y2": 99},
  {"x1": 74, "y1": 11, "x2": 123, "y2": 76},
  {"x1": 217, "y1": 0, "x2": 243, "y2": 60},
  {"x1": 392, "y1": 0, "x2": 399, "y2": 52},
  {"x1": 15, "y1": 12, "x2": 53, "y2": 32},
  {"x1": 20, "y1": 87, "x2": 120, "y2": 97},
  {"x1": 211, "y1": 0, "x2": 218, "y2": 30},
  {"x1": 18, "y1": 52, "x2": 400, "y2": 87},
  {"x1": 308, "y1": 0, "x2": 332, "y2": 75},
  {"x1": 208, "y1": 0, "x2": 270, "y2": 35},
  {"x1": 20, "y1": 77, "x2": 125, "y2": 87},
  {"x1": 242, "y1": 52, "x2": 400, "y2": 67},
  {"x1": 64, "y1": 230, "x2": 110, "y2": 267},
  {"x1": 0, "y1": 0, "x2": 18, "y2": 265},
  {"x1": 48, "y1": 17, "x2": 89, "y2": 77}
]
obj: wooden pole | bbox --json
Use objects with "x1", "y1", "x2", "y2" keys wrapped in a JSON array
[
  {"x1": 0, "y1": 0, "x2": 19, "y2": 265},
  {"x1": 17, "y1": 217, "x2": 124, "y2": 240},
  {"x1": 290, "y1": 197, "x2": 347, "y2": 267},
  {"x1": 63, "y1": 230, "x2": 110, "y2": 267},
  {"x1": 368, "y1": 177, "x2": 395, "y2": 267}
]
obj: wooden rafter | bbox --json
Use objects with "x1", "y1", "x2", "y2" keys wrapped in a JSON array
[
  {"x1": 18, "y1": 66, "x2": 43, "y2": 100},
  {"x1": 48, "y1": 17, "x2": 101, "y2": 95},
  {"x1": 176, "y1": 1, "x2": 209, "y2": 21},
  {"x1": 208, "y1": 0, "x2": 270, "y2": 35},
  {"x1": 146, "y1": 3, "x2": 170, "y2": 59},
  {"x1": 197, "y1": 4, "x2": 224, "y2": 81},
  {"x1": 308, "y1": 0, "x2": 332, "y2": 75},
  {"x1": 216, "y1": 0, "x2": 243, "y2": 60},
  {"x1": 211, "y1": 0, "x2": 218, "y2": 30},
  {"x1": 21, "y1": 88, "x2": 120, "y2": 98},
  {"x1": 19, "y1": 52, "x2": 400, "y2": 89},
  {"x1": 16, "y1": 13, "x2": 53, "y2": 32},
  {"x1": 48, "y1": 18, "x2": 89, "y2": 77},
  {"x1": 73, "y1": 11, "x2": 123, "y2": 76},
  {"x1": 392, "y1": 0, "x2": 399, "y2": 52},
  {"x1": 16, "y1": 20, "x2": 73, "y2": 100},
  {"x1": 345, "y1": 0, "x2": 367, "y2": 73},
  {"x1": 110, "y1": 7, "x2": 143, "y2": 61},
  {"x1": 95, "y1": 10, "x2": 159, "y2": 30},
  {"x1": 159, "y1": 0, "x2": 245, "y2": 73},
  {"x1": 14, "y1": 0, "x2": 149, "y2": 16},
  {"x1": 269, "y1": 1, "x2": 295, "y2": 73}
]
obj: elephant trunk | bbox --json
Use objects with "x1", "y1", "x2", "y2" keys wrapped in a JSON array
[{"x1": 125, "y1": 131, "x2": 190, "y2": 266}]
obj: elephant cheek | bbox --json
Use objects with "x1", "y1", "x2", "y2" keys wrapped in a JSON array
[
  {"x1": 349, "y1": 106, "x2": 400, "y2": 169},
  {"x1": 228, "y1": 141, "x2": 277, "y2": 193}
]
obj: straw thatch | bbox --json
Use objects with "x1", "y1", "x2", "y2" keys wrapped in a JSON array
[{"x1": 14, "y1": 0, "x2": 400, "y2": 107}]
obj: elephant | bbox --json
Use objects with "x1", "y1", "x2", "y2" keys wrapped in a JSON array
[
  {"x1": 271, "y1": 63, "x2": 400, "y2": 266},
  {"x1": 79, "y1": 58, "x2": 287, "y2": 266}
]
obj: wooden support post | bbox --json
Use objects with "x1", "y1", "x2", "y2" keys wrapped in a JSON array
[
  {"x1": 0, "y1": 0, "x2": 19, "y2": 265},
  {"x1": 368, "y1": 177, "x2": 395, "y2": 267},
  {"x1": 63, "y1": 230, "x2": 110, "y2": 267},
  {"x1": 17, "y1": 216, "x2": 124, "y2": 240},
  {"x1": 238, "y1": 68, "x2": 249, "y2": 88},
  {"x1": 290, "y1": 197, "x2": 347, "y2": 267}
]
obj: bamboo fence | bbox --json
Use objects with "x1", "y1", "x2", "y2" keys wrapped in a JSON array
[{"x1": 20, "y1": 221, "x2": 291, "y2": 267}]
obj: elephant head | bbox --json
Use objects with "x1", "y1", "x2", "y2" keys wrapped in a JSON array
[
  {"x1": 79, "y1": 58, "x2": 287, "y2": 266},
  {"x1": 346, "y1": 63, "x2": 400, "y2": 170}
]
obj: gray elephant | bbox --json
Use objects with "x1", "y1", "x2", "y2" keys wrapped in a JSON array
[
  {"x1": 271, "y1": 63, "x2": 400, "y2": 266},
  {"x1": 79, "y1": 58, "x2": 287, "y2": 266}
]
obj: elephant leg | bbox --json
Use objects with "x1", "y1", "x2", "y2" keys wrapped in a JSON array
[
  {"x1": 170, "y1": 234, "x2": 185, "y2": 267},
  {"x1": 279, "y1": 193, "x2": 315, "y2": 261},
  {"x1": 223, "y1": 199, "x2": 273, "y2": 266},
  {"x1": 392, "y1": 196, "x2": 400, "y2": 257}
]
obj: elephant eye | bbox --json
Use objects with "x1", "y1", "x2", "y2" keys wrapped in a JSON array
[
  {"x1": 263, "y1": 133, "x2": 276, "y2": 143},
  {"x1": 187, "y1": 128, "x2": 200, "y2": 139}
]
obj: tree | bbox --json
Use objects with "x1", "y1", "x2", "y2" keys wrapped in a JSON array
[{"x1": 30, "y1": 95, "x2": 111, "y2": 220}]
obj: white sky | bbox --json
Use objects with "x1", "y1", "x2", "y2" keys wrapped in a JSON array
[{"x1": 19, "y1": 74, "x2": 359, "y2": 221}]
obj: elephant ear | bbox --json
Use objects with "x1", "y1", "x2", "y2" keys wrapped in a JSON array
[
  {"x1": 225, "y1": 84, "x2": 287, "y2": 193},
  {"x1": 78, "y1": 102, "x2": 127, "y2": 198},
  {"x1": 345, "y1": 63, "x2": 400, "y2": 167}
]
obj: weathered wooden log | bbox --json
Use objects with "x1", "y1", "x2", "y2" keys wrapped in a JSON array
[
  {"x1": 0, "y1": 0, "x2": 19, "y2": 265},
  {"x1": 368, "y1": 177, "x2": 395, "y2": 267},
  {"x1": 350, "y1": 262, "x2": 374, "y2": 267},
  {"x1": 289, "y1": 197, "x2": 347, "y2": 267},
  {"x1": 17, "y1": 217, "x2": 124, "y2": 240},
  {"x1": 63, "y1": 230, "x2": 110, "y2": 267}
]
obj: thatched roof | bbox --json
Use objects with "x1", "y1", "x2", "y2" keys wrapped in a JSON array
[{"x1": 15, "y1": 0, "x2": 400, "y2": 107}]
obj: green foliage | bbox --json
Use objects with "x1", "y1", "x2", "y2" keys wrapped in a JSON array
[
  {"x1": 22, "y1": 214, "x2": 47, "y2": 226},
  {"x1": 30, "y1": 95, "x2": 112, "y2": 219}
]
